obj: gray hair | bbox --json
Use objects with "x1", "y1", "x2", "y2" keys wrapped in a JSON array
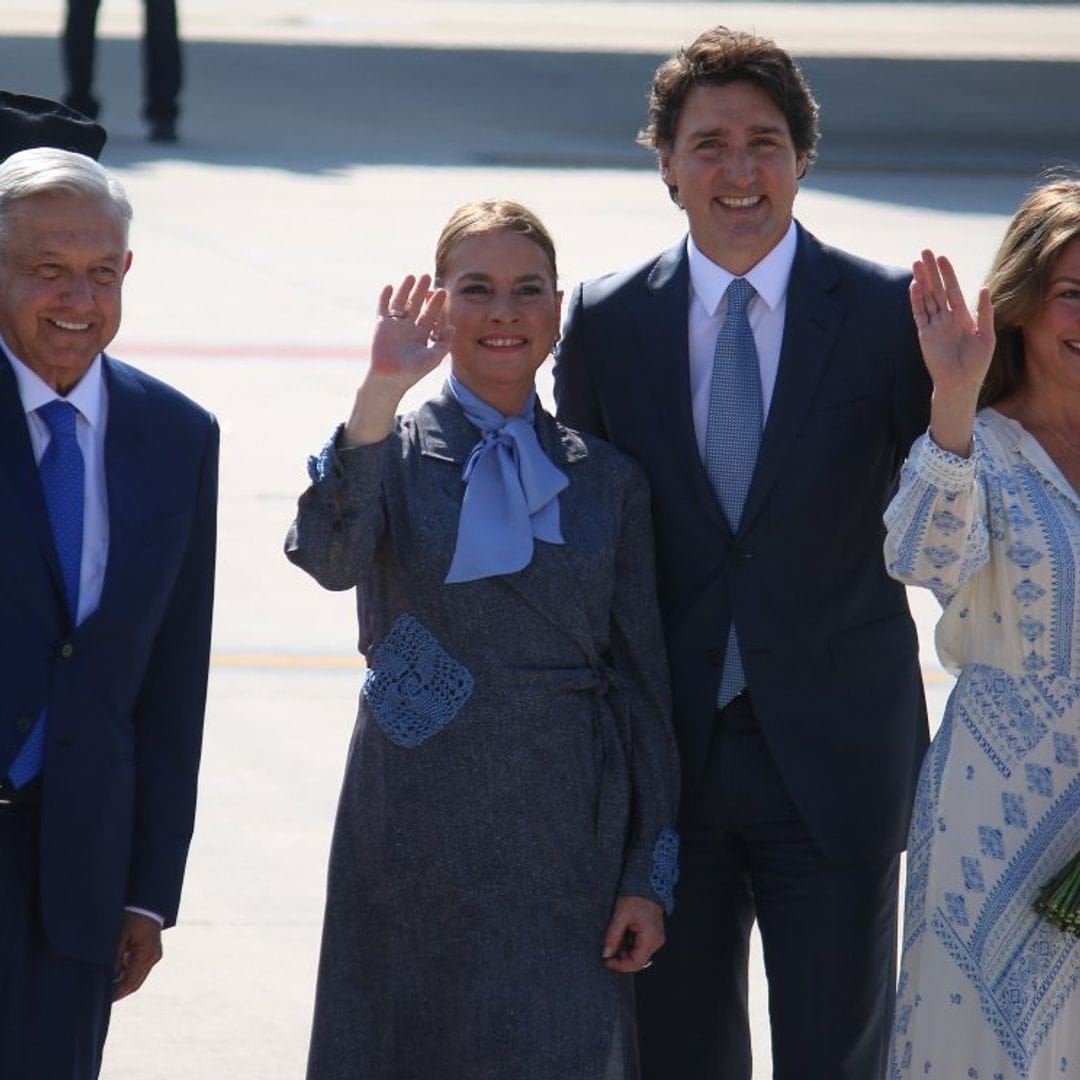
[{"x1": 0, "y1": 147, "x2": 132, "y2": 251}]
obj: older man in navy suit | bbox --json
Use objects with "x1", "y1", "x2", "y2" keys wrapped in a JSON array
[
  {"x1": 554, "y1": 27, "x2": 931, "y2": 1080},
  {"x1": 0, "y1": 140, "x2": 217, "y2": 1078}
]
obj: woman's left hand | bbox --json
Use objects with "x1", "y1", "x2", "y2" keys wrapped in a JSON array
[{"x1": 602, "y1": 896, "x2": 666, "y2": 973}]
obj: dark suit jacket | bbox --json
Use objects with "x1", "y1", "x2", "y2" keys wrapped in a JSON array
[
  {"x1": 554, "y1": 224, "x2": 931, "y2": 862},
  {"x1": 0, "y1": 351, "x2": 218, "y2": 965}
]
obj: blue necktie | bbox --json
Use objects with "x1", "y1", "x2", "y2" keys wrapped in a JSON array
[
  {"x1": 703, "y1": 278, "x2": 762, "y2": 708},
  {"x1": 7, "y1": 400, "x2": 85, "y2": 788}
]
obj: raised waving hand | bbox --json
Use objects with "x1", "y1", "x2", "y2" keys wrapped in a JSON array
[
  {"x1": 910, "y1": 250, "x2": 995, "y2": 456},
  {"x1": 345, "y1": 274, "x2": 454, "y2": 446}
]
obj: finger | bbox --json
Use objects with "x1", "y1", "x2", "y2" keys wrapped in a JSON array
[
  {"x1": 415, "y1": 287, "x2": 448, "y2": 334},
  {"x1": 601, "y1": 914, "x2": 629, "y2": 961},
  {"x1": 937, "y1": 255, "x2": 966, "y2": 315},
  {"x1": 113, "y1": 952, "x2": 154, "y2": 1001},
  {"x1": 919, "y1": 249, "x2": 946, "y2": 298},
  {"x1": 387, "y1": 276, "x2": 417, "y2": 319},
  {"x1": 909, "y1": 278, "x2": 929, "y2": 328},
  {"x1": 975, "y1": 285, "x2": 994, "y2": 341},
  {"x1": 376, "y1": 283, "x2": 394, "y2": 318},
  {"x1": 604, "y1": 930, "x2": 659, "y2": 973},
  {"x1": 112, "y1": 938, "x2": 162, "y2": 1001},
  {"x1": 402, "y1": 274, "x2": 432, "y2": 321}
]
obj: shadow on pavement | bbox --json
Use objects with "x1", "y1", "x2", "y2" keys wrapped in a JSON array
[{"x1": 1, "y1": 33, "x2": 1074, "y2": 214}]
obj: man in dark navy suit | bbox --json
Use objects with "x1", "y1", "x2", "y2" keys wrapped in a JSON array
[
  {"x1": 555, "y1": 26, "x2": 931, "y2": 1080},
  {"x1": 0, "y1": 134, "x2": 217, "y2": 1078}
]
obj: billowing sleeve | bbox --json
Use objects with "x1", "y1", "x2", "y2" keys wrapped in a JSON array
[
  {"x1": 284, "y1": 423, "x2": 392, "y2": 591},
  {"x1": 883, "y1": 429, "x2": 990, "y2": 604},
  {"x1": 609, "y1": 464, "x2": 681, "y2": 912}
]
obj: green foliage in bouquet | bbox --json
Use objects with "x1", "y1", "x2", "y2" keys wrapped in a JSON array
[{"x1": 1033, "y1": 851, "x2": 1080, "y2": 937}]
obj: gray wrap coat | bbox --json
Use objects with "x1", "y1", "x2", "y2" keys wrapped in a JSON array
[{"x1": 285, "y1": 388, "x2": 679, "y2": 1080}]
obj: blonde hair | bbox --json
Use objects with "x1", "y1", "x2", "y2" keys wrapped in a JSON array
[{"x1": 434, "y1": 200, "x2": 557, "y2": 287}]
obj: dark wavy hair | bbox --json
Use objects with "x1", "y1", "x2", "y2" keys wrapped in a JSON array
[{"x1": 638, "y1": 26, "x2": 820, "y2": 203}]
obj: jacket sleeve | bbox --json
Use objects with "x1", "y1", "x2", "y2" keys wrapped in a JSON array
[
  {"x1": 127, "y1": 415, "x2": 219, "y2": 924},
  {"x1": 609, "y1": 464, "x2": 681, "y2": 912},
  {"x1": 553, "y1": 282, "x2": 608, "y2": 439},
  {"x1": 284, "y1": 424, "x2": 393, "y2": 592}
]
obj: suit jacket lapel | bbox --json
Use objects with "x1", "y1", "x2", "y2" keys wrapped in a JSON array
[
  {"x1": 739, "y1": 225, "x2": 843, "y2": 534},
  {"x1": 94, "y1": 355, "x2": 149, "y2": 619},
  {"x1": 0, "y1": 353, "x2": 71, "y2": 626},
  {"x1": 639, "y1": 241, "x2": 731, "y2": 536}
]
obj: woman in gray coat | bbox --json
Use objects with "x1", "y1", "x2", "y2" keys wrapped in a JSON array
[{"x1": 286, "y1": 201, "x2": 680, "y2": 1080}]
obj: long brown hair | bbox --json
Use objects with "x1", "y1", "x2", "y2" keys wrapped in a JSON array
[{"x1": 981, "y1": 173, "x2": 1080, "y2": 407}]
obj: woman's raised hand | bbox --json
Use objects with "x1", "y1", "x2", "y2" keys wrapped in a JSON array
[
  {"x1": 369, "y1": 274, "x2": 453, "y2": 389},
  {"x1": 911, "y1": 250, "x2": 995, "y2": 457},
  {"x1": 343, "y1": 275, "x2": 454, "y2": 447},
  {"x1": 910, "y1": 250, "x2": 994, "y2": 399}
]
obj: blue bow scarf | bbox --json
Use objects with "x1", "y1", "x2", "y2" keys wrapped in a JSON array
[{"x1": 444, "y1": 374, "x2": 569, "y2": 583}]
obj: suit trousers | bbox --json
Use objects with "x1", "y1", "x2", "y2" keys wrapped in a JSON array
[
  {"x1": 636, "y1": 695, "x2": 899, "y2": 1080},
  {"x1": 63, "y1": 0, "x2": 182, "y2": 122},
  {"x1": 0, "y1": 807, "x2": 114, "y2": 1080}
]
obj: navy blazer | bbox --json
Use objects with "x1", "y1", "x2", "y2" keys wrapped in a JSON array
[
  {"x1": 0, "y1": 352, "x2": 218, "y2": 965},
  {"x1": 554, "y1": 224, "x2": 932, "y2": 862}
]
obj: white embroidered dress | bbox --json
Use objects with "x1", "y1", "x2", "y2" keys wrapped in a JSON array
[{"x1": 885, "y1": 408, "x2": 1080, "y2": 1079}]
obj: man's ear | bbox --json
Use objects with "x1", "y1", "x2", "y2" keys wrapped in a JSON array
[
  {"x1": 658, "y1": 150, "x2": 672, "y2": 188},
  {"x1": 123, "y1": 250, "x2": 133, "y2": 274}
]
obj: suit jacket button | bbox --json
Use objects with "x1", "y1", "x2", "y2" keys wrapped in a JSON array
[
  {"x1": 14, "y1": 715, "x2": 33, "y2": 733},
  {"x1": 59, "y1": 642, "x2": 75, "y2": 659}
]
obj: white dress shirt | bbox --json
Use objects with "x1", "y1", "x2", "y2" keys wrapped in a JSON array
[{"x1": 687, "y1": 220, "x2": 798, "y2": 462}]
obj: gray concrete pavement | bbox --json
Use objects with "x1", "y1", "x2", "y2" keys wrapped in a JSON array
[{"x1": 1, "y1": 3, "x2": 1073, "y2": 1077}]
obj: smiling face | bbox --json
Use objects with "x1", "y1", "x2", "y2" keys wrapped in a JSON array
[
  {"x1": 0, "y1": 190, "x2": 130, "y2": 393},
  {"x1": 659, "y1": 80, "x2": 806, "y2": 274},
  {"x1": 442, "y1": 229, "x2": 562, "y2": 416},
  {"x1": 1021, "y1": 237, "x2": 1080, "y2": 398}
]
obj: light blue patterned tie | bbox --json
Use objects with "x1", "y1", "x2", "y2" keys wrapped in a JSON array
[
  {"x1": 704, "y1": 278, "x2": 762, "y2": 708},
  {"x1": 7, "y1": 400, "x2": 84, "y2": 788}
]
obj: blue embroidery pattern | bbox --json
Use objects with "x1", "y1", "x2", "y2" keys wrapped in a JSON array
[
  {"x1": 362, "y1": 613, "x2": 474, "y2": 748},
  {"x1": 1054, "y1": 733, "x2": 1077, "y2": 769},
  {"x1": 1001, "y1": 793, "x2": 1027, "y2": 831},
  {"x1": 649, "y1": 827, "x2": 680, "y2": 914}
]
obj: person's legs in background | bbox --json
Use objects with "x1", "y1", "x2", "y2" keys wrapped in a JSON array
[
  {"x1": 143, "y1": 0, "x2": 182, "y2": 141},
  {"x1": 61, "y1": 0, "x2": 103, "y2": 121}
]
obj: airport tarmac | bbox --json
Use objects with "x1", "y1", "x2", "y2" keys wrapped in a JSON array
[{"x1": 1, "y1": 2, "x2": 1074, "y2": 1076}]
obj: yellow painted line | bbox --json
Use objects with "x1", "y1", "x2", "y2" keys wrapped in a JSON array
[
  {"x1": 922, "y1": 669, "x2": 954, "y2": 685},
  {"x1": 212, "y1": 653, "x2": 365, "y2": 669}
]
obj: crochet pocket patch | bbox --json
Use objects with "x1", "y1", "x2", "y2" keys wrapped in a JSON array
[{"x1": 362, "y1": 614, "x2": 474, "y2": 748}]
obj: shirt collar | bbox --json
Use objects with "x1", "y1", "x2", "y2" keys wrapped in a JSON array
[
  {"x1": 1, "y1": 332, "x2": 106, "y2": 430},
  {"x1": 687, "y1": 219, "x2": 798, "y2": 316}
]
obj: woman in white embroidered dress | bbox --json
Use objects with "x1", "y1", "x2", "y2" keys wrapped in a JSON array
[{"x1": 885, "y1": 176, "x2": 1080, "y2": 1078}]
